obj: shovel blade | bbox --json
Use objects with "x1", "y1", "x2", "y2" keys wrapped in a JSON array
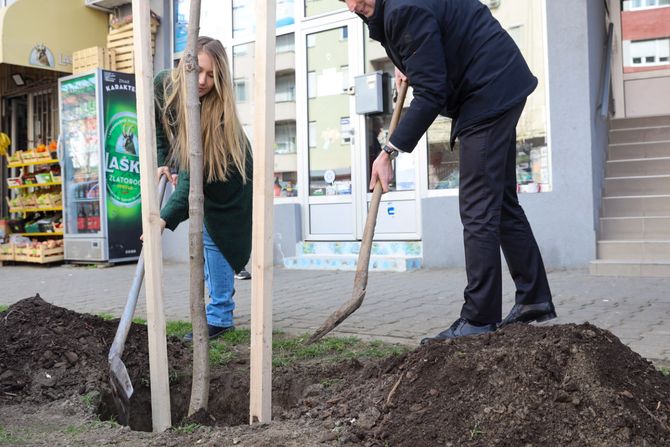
[{"x1": 109, "y1": 355, "x2": 134, "y2": 425}]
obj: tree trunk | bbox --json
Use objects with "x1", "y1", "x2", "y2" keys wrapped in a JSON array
[{"x1": 182, "y1": 0, "x2": 209, "y2": 416}]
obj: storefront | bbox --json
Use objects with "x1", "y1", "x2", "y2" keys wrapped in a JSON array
[
  {"x1": 159, "y1": 0, "x2": 562, "y2": 268},
  {"x1": 0, "y1": 0, "x2": 108, "y2": 262}
]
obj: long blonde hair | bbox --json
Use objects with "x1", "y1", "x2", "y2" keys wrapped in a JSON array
[{"x1": 160, "y1": 36, "x2": 248, "y2": 183}]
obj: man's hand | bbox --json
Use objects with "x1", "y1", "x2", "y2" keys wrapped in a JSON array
[
  {"x1": 157, "y1": 166, "x2": 178, "y2": 186},
  {"x1": 394, "y1": 67, "x2": 408, "y2": 93},
  {"x1": 369, "y1": 151, "x2": 394, "y2": 193},
  {"x1": 140, "y1": 218, "x2": 166, "y2": 241}
]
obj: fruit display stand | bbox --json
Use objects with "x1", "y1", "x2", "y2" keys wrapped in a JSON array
[{"x1": 4, "y1": 142, "x2": 64, "y2": 264}]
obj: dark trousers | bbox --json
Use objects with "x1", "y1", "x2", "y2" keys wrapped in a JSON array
[{"x1": 457, "y1": 101, "x2": 552, "y2": 324}]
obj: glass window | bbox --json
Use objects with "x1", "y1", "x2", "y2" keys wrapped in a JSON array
[
  {"x1": 304, "y1": 0, "x2": 346, "y2": 18},
  {"x1": 629, "y1": 39, "x2": 670, "y2": 68},
  {"x1": 173, "y1": 0, "x2": 189, "y2": 54},
  {"x1": 277, "y1": 33, "x2": 295, "y2": 53},
  {"x1": 234, "y1": 79, "x2": 248, "y2": 102},
  {"x1": 306, "y1": 27, "x2": 352, "y2": 196},
  {"x1": 276, "y1": 74, "x2": 296, "y2": 102},
  {"x1": 363, "y1": 29, "x2": 416, "y2": 192},
  {"x1": 340, "y1": 117, "x2": 351, "y2": 144},
  {"x1": 232, "y1": 0, "x2": 255, "y2": 39}
]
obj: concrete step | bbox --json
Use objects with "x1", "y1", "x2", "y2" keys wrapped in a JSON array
[
  {"x1": 296, "y1": 240, "x2": 422, "y2": 257},
  {"x1": 608, "y1": 140, "x2": 670, "y2": 160},
  {"x1": 597, "y1": 240, "x2": 670, "y2": 262},
  {"x1": 609, "y1": 115, "x2": 670, "y2": 130},
  {"x1": 605, "y1": 157, "x2": 670, "y2": 177},
  {"x1": 609, "y1": 126, "x2": 670, "y2": 145},
  {"x1": 590, "y1": 260, "x2": 670, "y2": 277},
  {"x1": 599, "y1": 216, "x2": 670, "y2": 240},
  {"x1": 604, "y1": 175, "x2": 670, "y2": 196},
  {"x1": 283, "y1": 254, "x2": 422, "y2": 272},
  {"x1": 601, "y1": 195, "x2": 670, "y2": 218}
]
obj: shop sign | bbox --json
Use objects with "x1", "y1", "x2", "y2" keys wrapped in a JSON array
[{"x1": 29, "y1": 44, "x2": 55, "y2": 68}]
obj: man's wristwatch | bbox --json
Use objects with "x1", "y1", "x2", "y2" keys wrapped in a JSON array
[{"x1": 382, "y1": 144, "x2": 399, "y2": 160}]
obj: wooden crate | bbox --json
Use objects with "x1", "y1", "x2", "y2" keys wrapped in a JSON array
[
  {"x1": 107, "y1": 22, "x2": 157, "y2": 74},
  {"x1": 73, "y1": 46, "x2": 117, "y2": 74},
  {"x1": 14, "y1": 245, "x2": 64, "y2": 264},
  {"x1": 0, "y1": 244, "x2": 14, "y2": 261}
]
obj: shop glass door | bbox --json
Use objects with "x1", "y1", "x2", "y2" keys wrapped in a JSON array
[
  {"x1": 303, "y1": 20, "x2": 361, "y2": 239},
  {"x1": 60, "y1": 74, "x2": 103, "y2": 237}
]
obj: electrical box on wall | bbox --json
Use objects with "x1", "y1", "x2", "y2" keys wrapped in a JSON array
[{"x1": 355, "y1": 71, "x2": 390, "y2": 115}]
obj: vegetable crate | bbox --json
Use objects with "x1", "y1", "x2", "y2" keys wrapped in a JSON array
[
  {"x1": 73, "y1": 47, "x2": 117, "y2": 74},
  {"x1": 107, "y1": 20, "x2": 158, "y2": 74},
  {"x1": 14, "y1": 245, "x2": 64, "y2": 264},
  {"x1": 0, "y1": 244, "x2": 14, "y2": 261}
]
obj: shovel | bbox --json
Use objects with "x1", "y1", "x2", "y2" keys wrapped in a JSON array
[
  {"x1": 307, "y1": 80, "x2": 409, "y2": 344},
  {"x1": 108, "y1": 174, "x2": 169, "y2": 425}
]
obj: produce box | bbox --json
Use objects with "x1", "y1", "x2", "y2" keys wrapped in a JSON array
[
  {"x1": 73, "y1": 46, "x2": 117, "y2": 74},
  {"x1": 5, "y1": 151, "x2": 21, "y2": 164},
  {"x1": 35, "y1": 172, "x2": 53, "y2": 184},
  {"x1": 0, "y1": 243, "x2": 14, "y2": 261},
  {"x1": 107, "y1": 16, "x2": 158, "y2": 74},
  {"x1": 7, "y1": 177, "x2": 22, "y2": 187},
  {"x1": 15, "y1": 244, "x2": 64, "y2": 263}
]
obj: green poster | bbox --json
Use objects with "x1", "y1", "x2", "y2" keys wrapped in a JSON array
[{"x1": 102, "y1": 70, "x2": 142, "y2": 260}]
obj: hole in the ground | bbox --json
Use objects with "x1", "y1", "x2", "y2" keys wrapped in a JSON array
[{"x1": 96, "y1": 367, "x2": 326, "y2": 432}]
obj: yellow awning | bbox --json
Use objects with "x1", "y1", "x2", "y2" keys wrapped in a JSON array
[{"x1": 0, "y1": 0, "x2": 108, "y2": 73}]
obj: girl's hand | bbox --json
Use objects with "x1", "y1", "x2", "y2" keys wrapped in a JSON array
[
  {"x1": 157, "y1": 166, "x2": 178, "y2": 186},
  {"x1": 140, "y1": 219, "x2": 166, "y2": 241}
]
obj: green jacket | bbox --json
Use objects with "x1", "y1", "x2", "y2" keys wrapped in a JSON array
[{"x1": 154, "y1": 70, "x2": 253, "y2": 272}]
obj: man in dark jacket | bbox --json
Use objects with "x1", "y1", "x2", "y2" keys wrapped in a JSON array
[{"x1": 342, "y1": 0, "x2": 556, "y2": 340}]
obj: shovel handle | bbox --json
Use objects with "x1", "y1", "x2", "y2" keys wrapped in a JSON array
[
  {"x1": 359, "y1": 80, "x2": 408, "y2": 272},
  {"x1": 109, "y1": 174, "x2": 169, "y2": 360},
  {"x1": 306, "y1": 81, "x2": 409, "y2": 345}
]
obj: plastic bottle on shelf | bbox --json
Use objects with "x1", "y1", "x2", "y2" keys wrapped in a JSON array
[{"x1": 77, "y1": 205, "x2": 87, "y2": 233}]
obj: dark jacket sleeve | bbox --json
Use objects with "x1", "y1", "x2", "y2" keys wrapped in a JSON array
[
  {"x1": 160, "y1": 170, "x2": 190, "y2": 230},
  {"x1": 386, "y1": 6, "x2": 448, "y2": 153},
  {"x1": 153, "y1": 70, "x2": 171, "y2": 167}
]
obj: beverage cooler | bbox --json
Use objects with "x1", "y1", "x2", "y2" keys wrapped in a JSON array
[{"x1": 59, "y1": 69, "x2": 142, "y2": 263}]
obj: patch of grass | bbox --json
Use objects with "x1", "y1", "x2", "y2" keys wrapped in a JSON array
[
  {"x1": 0, "y1": 305, "x2": 8, "y2": 313},
  {"x1": 222, "y1": 328, "x2": 251, "y2": 344},
  {"x1": 81, "y1": 391, "x2": 99, "y2": 409},
  {"x1": 271, "y1": 335, "x2": 408, "y2": 368},
  {"x1": 209, "y1": 341, "x2": 235, "y2": 366},
  {"x1": 166, "y1": 320, "x2": 191, "y2": 338},
  {"x1": 63, "y1": 424, "x2": 86, "y2": 435},
  {"x1": 659, "y1": 366, "x2": 669, "y2": 376},
  {"x1": 172, "y1": 423, "x2": 202, "y2": 434},
  {"x1": 320, "y1": 378, "x2": 340, "y2": 389},
  {"x1": 0, "y1": 426, "x2": 21, "y2": 443},
  {"x1": 470, "y1": 423, "x2": 484, "y2": 439},
  {"x1": 97, "y1": 312, "x2": 116, "y2": 321},
  {"x1": 132, "y1": 317, "x2": 147, "y2": 325}
]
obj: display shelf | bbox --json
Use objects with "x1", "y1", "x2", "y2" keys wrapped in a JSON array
[
  {"x1": 8, "y1": 159, "x2": 60, "y2": 169},
  {"x1": 8, "y1": 181, "x2": 62, "y2": 189},
  {"x1": 19, "y1": 232, "x2": 64, "y2": 237},
  {"x1": 9, "y1": 206, "x2": 63, "y2": 213}
]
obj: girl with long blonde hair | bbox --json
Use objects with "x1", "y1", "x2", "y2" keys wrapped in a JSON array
[{"x1": 155, "y1": 36, "x2": 252, "y2": 341}]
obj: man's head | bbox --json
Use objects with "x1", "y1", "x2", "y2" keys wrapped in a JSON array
[{"x1": 340, "y1": 0, "x2": 376, "y2": 18}]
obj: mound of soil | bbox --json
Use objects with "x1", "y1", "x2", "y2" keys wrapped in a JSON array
[{"x1": 1, "y1": 296, "x2": 670, "y2": 447}]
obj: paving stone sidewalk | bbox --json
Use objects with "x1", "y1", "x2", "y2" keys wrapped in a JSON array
[{"x1": 1, "y1": 263, "x2": 669, "y2": 364}]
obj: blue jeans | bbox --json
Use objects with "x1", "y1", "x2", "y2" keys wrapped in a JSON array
[{"x1": 203, "y1": 226, "x2": 235, "y2": 328}]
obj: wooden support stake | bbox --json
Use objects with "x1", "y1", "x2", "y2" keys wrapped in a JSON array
[
  {"x1": 250, "y1": 0, "x2": 276, "y2": 425},
  {"x1": 131, "y1": 0, "x2": 171, "y2": 432}
]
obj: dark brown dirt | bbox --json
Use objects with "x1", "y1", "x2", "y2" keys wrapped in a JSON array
[{"x1": 1, "y1": 295, "x2": 669, "y2": 446}]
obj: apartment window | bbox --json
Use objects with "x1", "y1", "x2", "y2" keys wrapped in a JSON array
[
  {"x1": 630, "y1": 39, "x2": 670, "y2": 66},
  {"x1": 340, "y1": 27, "x2": 349, "y2": 41},
  {"x1": 626, "y1": 0, "x2": 670, "y2": 9},
  {"x1": 275, "y1": 122, "x2": 297, "y2": 154},
  {"x1": 234, "y1": 79, "x2": 248, "y2": 102},
  {"x1": 277, "y1": 33, "x2": 295, "y2": 53},
  {"x1": 275, "y1": 74, "x2": 296, "y2": 102}
]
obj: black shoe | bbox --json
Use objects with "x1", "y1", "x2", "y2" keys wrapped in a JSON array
[
  {"x1": 235, "y1": 269, "x2": 251, "y2": 280},
  {"x1": 420, "y1": 318, "x2": 497, "y2": 345},
  {"x1": 183, "y1": 324, "x2": 234, "y2": 342},
  {"x1": 500, "y1": 302, "x2": 557, "y2": 327}
]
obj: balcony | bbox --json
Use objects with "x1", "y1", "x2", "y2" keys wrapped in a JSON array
[
  {"x1": 275, "y1": 100, "x2": 296, "y2": 121},
  {"x1": 276, "y1": 50, "x2": 295, "y2": 75}
]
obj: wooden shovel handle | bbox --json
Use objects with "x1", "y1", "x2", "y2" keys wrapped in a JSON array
[{"x1": 306, "y1": 81, "x2": 409, "y2": 344}]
